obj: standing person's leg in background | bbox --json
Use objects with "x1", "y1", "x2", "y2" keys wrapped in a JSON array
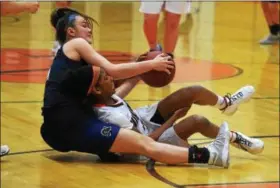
[
  {"x1": 259, "y1": 1, "x2": 280, "y2": 45},
  {"x1": 139, "y1": 1, "x2": 190, "y2": 59}
]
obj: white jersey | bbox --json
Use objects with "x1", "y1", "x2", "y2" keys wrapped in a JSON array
[
  {"x1": 93, "y1": 95, "x2": 184, "y2": 148},
  {"x1": 93, "y1": 94, "x2": 149, "y2": 135}
]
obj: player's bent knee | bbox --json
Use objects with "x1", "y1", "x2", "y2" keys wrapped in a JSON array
[
  {"x1": 180, "y1": 85, "x2": 203, "y2": 97},
  {"x1": 190, "y1": 114, "x2": 209, "y2": 127}
]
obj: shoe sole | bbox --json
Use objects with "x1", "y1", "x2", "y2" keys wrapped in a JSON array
[{"x1": 221, "y1": 126, "x2": 230, "y2": 168}]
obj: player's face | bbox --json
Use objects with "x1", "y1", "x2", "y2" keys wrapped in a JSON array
[
  {"x1": 72, "y1": 15, "x2": 92, "y2": 44},
  {"x1": 96, "y1": 70, "x2": 115, "y2": 96}
]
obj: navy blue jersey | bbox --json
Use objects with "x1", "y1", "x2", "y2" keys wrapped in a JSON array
[
  {"x1": 43, "y1": 47, "x2": 87, "y2": 109},
  {"x1": 41, "y1": 46, "x2": 121, "y2": 155}
]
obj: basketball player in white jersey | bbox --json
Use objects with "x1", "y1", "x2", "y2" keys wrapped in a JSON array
[
  {"x1": 92, "y1": 68, "x2": 264, "y2": 155},
  {"x1": 139, "y1": 1, "x2": 192, "y2": 58}
]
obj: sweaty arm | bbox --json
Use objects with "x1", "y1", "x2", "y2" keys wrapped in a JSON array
[{"x1": 73, "y1": 38, "x2": 156, "y2": 80}]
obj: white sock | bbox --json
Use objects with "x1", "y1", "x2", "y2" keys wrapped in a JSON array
[
  {"x1": 230, "y1": 131, "x2": 237, "y2": 142},
  {"x1": 214, "y1": 96, "x2": 227, "y2": 110}
]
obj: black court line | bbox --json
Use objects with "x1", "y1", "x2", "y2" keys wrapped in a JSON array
[
  {"x1": 146, "y1": 160, "x2": 279, "y2": 188},
  {"x1": 185, "y1": 181, "x2": 279, "y2": 188},
  {"x1": 0, "y1": 68, "x2": 49, "y2": 74},
  {"x1": 7, "y1": 149, "x2": 54, "y2": 156},
  {"x1": 146, "y1": 160, "x2": 186, "y2": 188},
  {"x1": 3, "y1": 137, "x2": 279, "y2": 187},
  {"x1": 1, "y1": 96, "x2": 280, "y2": 104},
  {"x1": 190, "y1": 135, "x2": 279, "y2": 141},
  {"x1": 146, "y1": 136, "x2": 279, "y2": 187},
  {"x1": 4, "y1": 135, "x2": 279, "y2": 157},
  {"x1": 253, "y1": 96, "x2": 280, "y2": 100}
]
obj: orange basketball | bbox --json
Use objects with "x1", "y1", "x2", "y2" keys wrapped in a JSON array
[{"x1": 139, "y1": 51, "x2": 176, "y2": 88}]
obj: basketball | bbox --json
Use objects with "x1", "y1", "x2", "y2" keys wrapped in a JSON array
[{"x1": 138, "y1": 51, "x2": 176, "y2": 88}]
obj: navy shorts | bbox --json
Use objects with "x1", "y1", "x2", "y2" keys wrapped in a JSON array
[{"x1": 41, "y1": 106, "x2": 120, "y2": 155}]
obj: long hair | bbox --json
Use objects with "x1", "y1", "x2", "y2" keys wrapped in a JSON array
[{"x1": 50, "y1": 8, "x2": 98, "y2": 44}]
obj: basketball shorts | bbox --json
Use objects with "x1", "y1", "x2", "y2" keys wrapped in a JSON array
[
  {"x1": 134, "y1": 103, "x2": 182, "y2": 146},
  {"x1": 139, "y1": 1, "x2": 191, "y2": 15},
  {"x1": 41, "y1": 106, "x2": 120, "y2": 155},
  {"x1": 97, "y1": 103, "x2": 184, "y2": 162}
]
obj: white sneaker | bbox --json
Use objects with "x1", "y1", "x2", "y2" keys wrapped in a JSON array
[
  {"x1": 222, "y1": 85, "x2": 255, "y2": 116},
  {"x1": 231, "y1": 132, "x2": 264, "y2": 154},
  {"x1": 259, "y1": 34, "x2": 280, "y2": 45},
  {"x1": 206, "y1": 122, "x2": 230, "y2": 168},
  {"x1": 0, "y1": 145, "x2": 10, "y2": 157}
]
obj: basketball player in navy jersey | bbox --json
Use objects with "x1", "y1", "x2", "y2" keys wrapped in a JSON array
[
  {"x1": 41, "y1": 8, "x2": 230, "y2": 167},
  {"x1": 86, "y1": 68, "x2": 264, "y2": 155}
]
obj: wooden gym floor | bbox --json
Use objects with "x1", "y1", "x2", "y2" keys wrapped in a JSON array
[{"x1": 1, "y1": 2, "x2": 279, "y2": 188}]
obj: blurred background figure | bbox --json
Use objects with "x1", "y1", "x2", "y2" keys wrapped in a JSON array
[
  {"x1": 55, "y1": 1, "x2": 71, "y2": 8},
  {"x1": 1, "y1": 1, "x2": 39, "y2": 16},
  {"x1": 139, "y1": 1, "x2": 192, "y2": 59},
  {"x1": 1, "y1": 1, "x2": 39, "y2": 158},
  {"x1": 259, "y1": 1, "x2": 280, "y2": 45},
  {"x1": 0, "y1": 145, "x2": 10, "y2": 157}
]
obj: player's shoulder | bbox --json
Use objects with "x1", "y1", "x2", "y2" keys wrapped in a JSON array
[
  {"x1": 64, "y1": 38, "x2": 90, "y2": 50},
  {"x1": 70, "y1": 37, "x2": 88, "y2": 44}
]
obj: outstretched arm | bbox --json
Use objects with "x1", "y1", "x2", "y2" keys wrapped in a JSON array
[{"x1": 73, "y1": 38, "x2": 174, "y2": 80}]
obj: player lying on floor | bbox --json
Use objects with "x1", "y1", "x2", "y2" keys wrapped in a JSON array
[
  {"x1": 62, "y1": 65, "x2": 264, "y2": 161},
  {"x1": 93, "y1": 68, "x2": 263, "y2": 155},
  {"x1": 59, "y1": 65, "x2": 231, "y2": 167}
]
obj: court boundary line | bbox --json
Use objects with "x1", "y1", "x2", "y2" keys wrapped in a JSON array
[
  {"x1": 1, "y1": 96, "x2": 279, "y2": 104},
  {"x1": 4, "y1": 135, "x2": 279, "y2": 157},
  {"x1": 0, "y1": 62, "x2": 244, "y2": 83},
  {"x1": 2, "y1": 137, "x2": 279, "y2": 187},
  {"x1": 146, "y1": 159, "x2": 279, "y2": 188},
  {"x1": 6, "y1": 149, "x2": 54, "y2": 156}
]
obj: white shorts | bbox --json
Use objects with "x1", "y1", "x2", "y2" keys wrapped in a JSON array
[
  {"x1": 139, "y1": 1, "x2": 191, "y2": 15},
  {"x1": 134, "y1": 103, "x2": 183, "y2": 146}
]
